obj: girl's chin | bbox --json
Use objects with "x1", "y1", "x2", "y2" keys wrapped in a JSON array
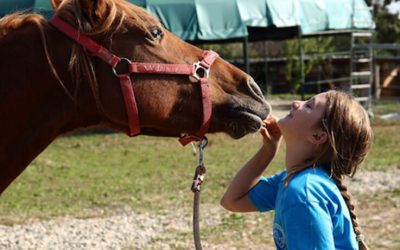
[
  {"x1": 276, "y1": 118, "x2": 285, "y2": 132},
  {"x1": 277, "y1": 116, "x2": 288, "y2": 126}
]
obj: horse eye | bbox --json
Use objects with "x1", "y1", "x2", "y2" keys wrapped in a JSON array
[{"x1": 146, "y1": 26, "x2": 164, "y2": 41}]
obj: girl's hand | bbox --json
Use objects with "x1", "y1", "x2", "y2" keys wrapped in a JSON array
[
  {"x1": 260, "y1": 115, "x2": 282, "y2": 154},
  {"x1": 220, "y1": 115, "x2": 282, "y2": 213}
]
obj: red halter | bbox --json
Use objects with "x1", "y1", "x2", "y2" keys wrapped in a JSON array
[{"x1": 48, "y1": 16, "x2": 218, "y2": 146}]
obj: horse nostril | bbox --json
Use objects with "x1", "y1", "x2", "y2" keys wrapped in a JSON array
[
  {"x1": 246, "y1": 78, "x2": 271, "y2": 117},
  {"x1": 247, "y1": 78, "x2": 265, "y2": 102}
]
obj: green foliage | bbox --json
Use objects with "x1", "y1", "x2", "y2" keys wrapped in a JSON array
[
  {"x1": 199, "y1": 41, "x2": 269, "y2": 59},
  {"x1": 285, "y1": 37, "x2": 334, "y2": 93},
  {"x1": 199, "y1": 43, "x2": 242, "y2": 59},
  {"x1": 375, "y1": 8, "x2": 400, "y2": 44}
]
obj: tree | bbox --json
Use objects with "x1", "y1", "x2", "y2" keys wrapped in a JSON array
[
  {"x1": 285, "y1": 37, "x2": 334, "y2": 94},
  {"x1": 373, "y1": 0, "x2": 400, "y2": 44}
]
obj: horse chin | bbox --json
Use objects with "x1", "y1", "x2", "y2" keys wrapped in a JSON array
[{"x1": 225, "y1": 111, "x2": 264, "y2": 139}]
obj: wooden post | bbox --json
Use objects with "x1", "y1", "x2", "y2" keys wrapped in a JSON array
[
  {"x1": 375, "y1": 65, "x2": 380, "y2": 99},
  {"x1": 243, "y1": 37, "x2": 250, "y2": 73},
  {"x1": 298, "y1": 28, "x2": 305, "y2": 100}
]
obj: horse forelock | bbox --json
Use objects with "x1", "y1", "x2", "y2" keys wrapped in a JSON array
[{"x1": 56, "y1": 0, "x2": 157, "y2": 36}]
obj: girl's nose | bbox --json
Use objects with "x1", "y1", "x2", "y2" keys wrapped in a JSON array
[{"x1": 292, "y1": 101, "x2": 300, "y2": 110}]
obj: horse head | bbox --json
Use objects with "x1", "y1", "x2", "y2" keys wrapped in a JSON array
[{"x1": 51, "y1": 0, "x2": 271, "y2": 140}]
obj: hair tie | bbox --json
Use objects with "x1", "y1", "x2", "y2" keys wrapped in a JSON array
[{"x1": 356, "y1": 234, "x2": 365, "y2": 242}]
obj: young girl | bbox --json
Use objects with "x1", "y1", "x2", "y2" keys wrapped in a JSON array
[{"x1": 221, "y1": 90, "x2": 373, "y2": 250}]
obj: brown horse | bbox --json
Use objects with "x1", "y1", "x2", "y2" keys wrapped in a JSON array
[{"x1": 0, "y1": 0, "x2": 271, "y2": 194}]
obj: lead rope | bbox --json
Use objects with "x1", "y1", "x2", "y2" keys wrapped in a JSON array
[{"x1": 191, "y1": 137, "x2": 208, "y2": 250}]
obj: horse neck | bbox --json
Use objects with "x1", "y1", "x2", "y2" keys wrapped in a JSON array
[{"x1": 0, "y1": 22, "x2": 99, "y2": 193}]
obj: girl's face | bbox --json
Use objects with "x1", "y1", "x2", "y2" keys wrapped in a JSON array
[{"x1": 278, "y1": 92, "x2": 327, "y2": 143}]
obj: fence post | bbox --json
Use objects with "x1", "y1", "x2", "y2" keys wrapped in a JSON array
[{"x1": 243, "y1": 36, "x2": 250, "y2": 74}]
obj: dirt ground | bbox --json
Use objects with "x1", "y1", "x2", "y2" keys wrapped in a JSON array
[{"x1": 1, "y1": 168, "x2": 398, "y2": 250}]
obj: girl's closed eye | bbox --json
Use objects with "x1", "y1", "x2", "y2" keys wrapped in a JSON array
[{"x1": 305, "y1": 98, "x2": 315, "y2": 109}]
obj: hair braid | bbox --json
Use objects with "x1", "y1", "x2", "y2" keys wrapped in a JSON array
[{"x1": 332, "y1": 174, "x2": 369, "y2": 250}]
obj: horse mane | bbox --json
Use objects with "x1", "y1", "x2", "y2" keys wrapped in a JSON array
[
  {"x1": 0, "y1": 12, "x2": 79, "y2": 103},
  {"x1": 0, "y1": 12, "x2": 75, "y2": 101}
]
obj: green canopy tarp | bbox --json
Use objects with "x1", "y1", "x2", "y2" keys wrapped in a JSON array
[
  {"x1": 0, "y1": 0, "x2": 53, "y2": 19},
  {"x1": 131, "y1": 0, "x2": 374, "y2": 41},
  {"x1": 131, "y1": 0, "x2": 248, "y2": 41},
  {"x1": 0, "y1": 0, "x2": 374, "y2": 41}
]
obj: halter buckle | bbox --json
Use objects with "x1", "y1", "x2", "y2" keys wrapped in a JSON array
[
  {"x1": 112, "y1": 58, "x2": 132, "y2": 77},
  {"x1": 192, "y1": 62, "x2": 209, "y2": 80}
]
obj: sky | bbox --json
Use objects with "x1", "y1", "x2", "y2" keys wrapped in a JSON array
[{"x1": 386, "y1": 1, "x2": 400, "y2": 14}]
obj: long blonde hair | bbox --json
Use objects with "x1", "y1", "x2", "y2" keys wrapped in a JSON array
[{"x1": 287, "y1": 90, "x2": 373, "y2": 250}]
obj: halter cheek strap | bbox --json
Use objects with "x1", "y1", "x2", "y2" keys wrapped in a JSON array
[
  {"x1": 178, "y1": 50, "x2": 218, "y2": 146},
  {"x1": 48, "y1": 16, "x2": 218, "y2": 146}
]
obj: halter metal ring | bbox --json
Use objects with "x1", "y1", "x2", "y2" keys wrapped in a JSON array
[
  {"x1": 192, "y1": 62, "x2": 209, "y2": 80},
  {"x1": 112, "y1": 58, "x2": 132, "y2": 77}
]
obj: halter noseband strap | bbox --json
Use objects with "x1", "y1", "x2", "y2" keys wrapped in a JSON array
[{"x1": 48, "y1": 15, "x2": 218, "y2": 146}]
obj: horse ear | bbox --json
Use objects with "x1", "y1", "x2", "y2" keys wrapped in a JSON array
[
  {"x1": 51, "y1": 0, "x2": 63, "y2": 11},
  {"x1": 77, "y1": 0, "x2": 108, "y2": 24}
]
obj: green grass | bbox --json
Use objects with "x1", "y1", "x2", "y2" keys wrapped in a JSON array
[
  {"x1": 266, "y1": 93, "x2": 314, "y2": 101},
  {"x1": 372, "y1": 99, "x2": 400, "y2": 116},
  {"x1": 367, "y1": 120, "x2": 400, "y2": 170},
  {"x1": 0, "y1": 104, "x2": 399, "y2": 222},
  {"x1": 0, "y1": 126, "x2": 398, "y2": 221},
  {"x1": 0, "y1": 133, "x2": 281, "y2": 222},
  {"x1": 368, "y1": 98, "x2": 400, "y2": 170}
]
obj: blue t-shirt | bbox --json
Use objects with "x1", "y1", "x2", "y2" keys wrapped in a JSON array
[{"x1": 249, "y1": 167, "x2": 358, "y2": 250}]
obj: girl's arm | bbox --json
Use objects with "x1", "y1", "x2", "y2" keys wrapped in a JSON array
[{"x1": 220, "y1": 116, "x2": 282, "y2": 212}]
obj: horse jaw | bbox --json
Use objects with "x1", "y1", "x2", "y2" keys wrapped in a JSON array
[{"x1": 211, "y1": 97, "x2": 272, "y2": 139}]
